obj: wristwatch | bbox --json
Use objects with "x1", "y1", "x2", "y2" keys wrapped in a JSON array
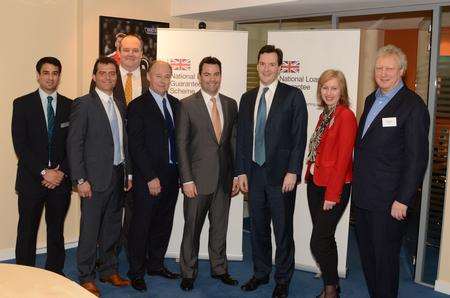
[{"x1": 77, "y1": 178, "x2": 86, "y2": 185}]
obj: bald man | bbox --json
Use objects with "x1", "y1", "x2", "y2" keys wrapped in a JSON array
[{"x1": 126, "y1": 61, "x2": 180, "y2": 292}]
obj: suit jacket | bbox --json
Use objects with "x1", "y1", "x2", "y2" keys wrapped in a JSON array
[
  {"x1": 305, "y1": 105, "x2": 357, "y2": 202},
  {"x1": 89, "y1": 67, "x2": 149, "y2": 107},
  {"x1": 127, "y1": 90, "x2": 179, "y2": 195},
  {"x1": 352, "y1": 85, "x2": 430, "y2": 211},
  {"x1": 12, "y1": 90, "x2": 72, "y2": 195},
  {"x1": 67, "y1": 90, "x2": 131, "y2": 192},
  {"x1": 236, "y1": 81, "x2": 308, "y2": 186},
  {"x1": 176, "y1": 91, "x2": 238, "y2": 195}
]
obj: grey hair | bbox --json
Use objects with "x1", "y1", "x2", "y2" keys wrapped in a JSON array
[{"x1": 376, "y1": 44, "x2": 407, "y2": 72}]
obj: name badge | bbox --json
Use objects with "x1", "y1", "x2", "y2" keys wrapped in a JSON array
[
  {"x1": 60, "y1": 121, "x2": 70, "y2": 128},
  {"x1": 382, "y1": 117, "x2": 397, "y2": 127}
]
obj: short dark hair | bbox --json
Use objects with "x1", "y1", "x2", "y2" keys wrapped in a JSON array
[
  {"x1": 257, "y1": 45, "x2": 283, "y2": 66},
  {"x1": 92, "y1": 56, "x2": 118, "y2": 75},
  {"x1": 36, "y1": 57, "x2": 62, "y2": 73},
  {"x1": 199, "y1": 56, "x2": 222, "y2": 74}
]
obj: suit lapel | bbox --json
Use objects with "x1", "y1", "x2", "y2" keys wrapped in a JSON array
[
  {"x1": 32, "y1": 90, "x2": 49, "y2": 141},
  {"x1": 266, "y1": 82, "x2": 285, "y2": 127},
  {"x1": 248, "y1": 88, "x2": 259, "y2": 135},
  {"x1": 141, "y1": 69, "x2": 149, "y2": 95},
  {"x1": 362, "y1": 88, "x2": 405, "y2": 140},
  {"x1": 357, "y1": 93, "x2": 375, "y2": 141},
  {"x1": 91, "y1": 91, "x2": 113, "y2": 139},
  {"x1": 219, "y1": 94, "x2": 228, "y2": 144},
  {"x1": 196, "y1": 91, "x2": 218, "y2": 144}
]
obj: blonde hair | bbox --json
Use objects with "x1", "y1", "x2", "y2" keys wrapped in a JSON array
[
  {"x1": 316, "y1": 69, "x2": 350, "y2": 108},
  {"x1": 376, "y1": 44, "x2": 407, "y2": 72}
]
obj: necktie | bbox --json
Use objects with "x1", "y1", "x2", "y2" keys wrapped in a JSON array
[
  {"x1": 210, "y1": 97, "x2": 222, "y2": 142},
  {"x1": 108, "y1": 98, "x2": 121, "y2": 165},
  {"x1": 47, "y1": 96, "x2": 55, "y2": 165},
  {"x1": 125, "y1": 73, "x2": 133, "y2": 105},
  {"x1": 163, "y1": 98, "x2": 176, "y2": 164},
  {"x1": 254, "y1": 87, "x2": 269, "y2": 166}
]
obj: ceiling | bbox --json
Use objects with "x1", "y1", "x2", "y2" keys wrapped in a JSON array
[{"x1": 174, "y1": 0, "x2": 449, "y2": 22}]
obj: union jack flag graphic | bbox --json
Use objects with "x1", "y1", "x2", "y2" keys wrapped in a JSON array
[
  {"x1": 281, "y1": 60, "x2": 300, "y2": 73},
  {"x1": 170, "y1": 58, "x2": 191, "y2": 71}
]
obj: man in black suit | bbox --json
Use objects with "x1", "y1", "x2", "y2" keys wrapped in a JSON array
[
  {"x1": 353, "y1": 45, "x2": 430, "y2": 298},
  {"x1": 237, "y1": 45, "x2": 308, "y2": 298},
  {"x1": 68, "y1": 57, "x2": 132, "y2": 297},
  {"x1": 11, "y1": 57, "x2": 71, "y2": 275},
  {"x1": 126, "y1": 60, "x2": 180, "y2": 292}
]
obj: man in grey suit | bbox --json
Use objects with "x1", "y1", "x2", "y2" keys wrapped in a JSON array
[
  {"x1": 67, "y1": 57, "x2": 132, "y2": 297},
  {"x1": 177, "y1": 56, "x2": 240, "y2": 291}
]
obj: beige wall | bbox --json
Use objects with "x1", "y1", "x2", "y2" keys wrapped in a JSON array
[{"x1": 0, "y1": 0, "x2": 231, "y2": 258}]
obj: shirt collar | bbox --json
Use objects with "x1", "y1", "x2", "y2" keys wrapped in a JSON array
[
  {"x1": 95, "y1": 87, "x2": 114, "y2": 103},
  {"x1": 375, "y1": 80, "x2": 404, "y2": 101},
  {"x1": 149, "y1": 88, "x2": 167, "y2": 103},
  {"x1": 200, "y1": 89, "x2": 219, "y2": 104},
  {"x1": 259, "y1": 79, "x2": 278, "y2": 94},
  {"x1": 39, "y1": 88, "x2": 57, "y2": 100},
  {"x1": 119, "y1": 65, "x2": 140, "y2": 77}
]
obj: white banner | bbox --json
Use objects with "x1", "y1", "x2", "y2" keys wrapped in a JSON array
[
  {"x1": 268, "y1": 30, "x2": 361, "y2": 276},
  {"x1": 157, "y1": 28, "x2": 248, "y2": 260}
]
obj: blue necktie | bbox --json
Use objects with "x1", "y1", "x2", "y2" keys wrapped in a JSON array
[
  {"x1": 108, "y1": 98, "x2": 121, "y2": 165},
  {"x1": 47, "y1": 96, "x2": 55, "y2": 165},
  {"x1": 163, "y1": 97, "x2": 177, "y2": 164},
  {"x1": 255, "y1": 87, "x2": 269, "y2": 166}
]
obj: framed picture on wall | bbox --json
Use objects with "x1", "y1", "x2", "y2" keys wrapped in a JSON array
[{"x1": 99, "y1": 16, "x2": 169, "y2": 71}]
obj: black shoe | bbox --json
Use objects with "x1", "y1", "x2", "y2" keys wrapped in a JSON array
[
  {"x1": 148, "y1": 267, "x2": 181, "y2": 279},
  {"x1": 272, "y1": 283, "x2": 289, "y2": 298},
  {"x1": 211, "y1": 273, "x2": 239, "y2": 286},
  {"x1": 180, "y1": 278, "x2": 194, "y2": 291},
  {"x1": 240, "y1": 276, "x2": 269, "y2": 291},
  {"x1": 131, "y1": 278, "x2": 147, "y2": 292}
]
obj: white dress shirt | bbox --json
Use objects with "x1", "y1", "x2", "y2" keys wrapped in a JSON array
[
  {"x1": 95, "y1": 87, "x2": 125, "y2": 164},
  {"x1": 39, "y1": 88, "x2": 57, "y2": 127},
  {"x1": 119, "y1": 65, "x2": 142, "y2": 100},
  {"x1": 253, "y1": 80, "x2": 279, "y2": 160}
]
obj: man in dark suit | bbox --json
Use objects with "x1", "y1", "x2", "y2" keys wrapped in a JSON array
[
  {"x1": 176, "y1": 57, "x2": 240, "y2": 291},
  {"x1": 353, "y1": 45, "x2": 430, "y2": 298},
  {"x1": 126, "y1": 60, "x2": 181, "y2": 292},
  {"x1": 236, "y1": 45, "x2": 308, "y2": 298},
  {"x1": 12, "y1": 56, "x2": 71, "y2": 275},
  {"x1": 67, "y1": 57, "x2": 132, "y2": 297}
]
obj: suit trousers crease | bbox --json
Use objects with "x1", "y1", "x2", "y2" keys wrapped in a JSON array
[
  {"x1": 249, "y1": 162, "x2": 295, "y2": 284},
  {"x1": 355, "y1": 207, "x2": 407, "y2": 298},
  {"x1": 307, "y1": 180, "x2": 350, "y2": 286},
  {"x1": 77, "y1": 165, "x2": 124, "y2": 283},
  {"x1": 16, "y1": 190, "x2": 70, "y2": 274},
  {"x1": 127, "y1": 166, "x2": 179, "y2": 279},
  {"x1": 180, "y1": 182, "x2": 231, "y2": 279}
]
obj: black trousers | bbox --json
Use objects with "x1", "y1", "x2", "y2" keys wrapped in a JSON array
[
  {"x1": 117, "y1": 190, "x2": 133, "y2": 262},
  {"x1": 307, "y1": 180, "x2": 350, "y2": 286},
  {"x1": 248, "y1": 162, "x2": 296, "y2": 284},
  {"x1": 77, "y1": 165, "x2": 124, "y2": 283},
  {"x1": 355, "y1": 206, "x2": 407, "y2": 298},
  {"x1": 16, "y1": 189, "x2": 70, "y2": 275},
  {"x1": 128, "y1": 166, "x2": 179, "y2": 279}
]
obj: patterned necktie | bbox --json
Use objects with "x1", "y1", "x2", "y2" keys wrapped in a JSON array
[
  {"x1": 125, "y1": 73, "x2": 133, "y2": 105},
  {"x1": 163, "y1": 97, "x2": 176, "y2": 164},
  {"x1": 47, "y1": 96, "x2": 55, "y2": 165},
  {"x1": 254, "y1": 87, "x2": 269, "y2": 166},
  {"x1": 210, "y1": 97, "x2": 222, "y2": 142},
  {"x1": 108, "y1": 98, "x2": 121, "y2": 165}
]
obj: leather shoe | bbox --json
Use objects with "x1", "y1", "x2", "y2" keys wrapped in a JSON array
[
  {"x1": 148, "y1": 266, "x2": 180, "y2": 279},
  {"x1": 241, "y1": 276, "x2": 269, "y2": 291},
  {"x1": 272, "y1": 283, "x2": 289, "y2": 298},
  {"x1": 80, "y1": 281, "x2": 100, "y2": 297},
  {"x1": 131, "y1": 278, "x2": 147, "y2": 292},
  {"x1": 211, "y1": 273, "x2": 239, "y2": 285},
  {"x1": 99, "y1": 273, "x2": 131, "y2": 287},
  {"x1": 180, "y1": 278, "x2": 194, "y2": 291}
]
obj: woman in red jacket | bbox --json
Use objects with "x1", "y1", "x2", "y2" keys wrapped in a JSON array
[{"x1": 305, "y1": 69, "x2": 357, "y2": 298}]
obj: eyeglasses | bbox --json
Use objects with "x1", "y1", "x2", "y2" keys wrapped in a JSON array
[{"x1": 375, "y1": 66, "x2": 399, "y2": 74}]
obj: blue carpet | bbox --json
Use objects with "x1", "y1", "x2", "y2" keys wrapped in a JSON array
[{"x1": 3, "y1": 225, "x2": 449, "y2": 297}]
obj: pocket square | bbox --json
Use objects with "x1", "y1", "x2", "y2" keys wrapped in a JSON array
[{"x1": 60, "y1": 121, "x2": 70, "y2": 128}]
